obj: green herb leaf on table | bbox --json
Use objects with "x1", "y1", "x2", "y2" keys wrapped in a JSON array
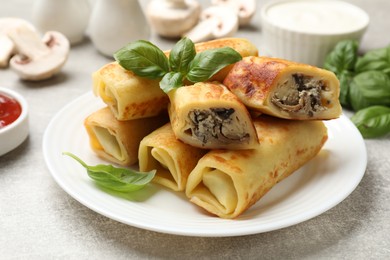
[
  {"x1": 351, "y1": 106, "x2": 390, "y2": 138},
  {"x1": 63, "y1": 152, "x2": 156, "y2": 192},
  {"x1": 323, "y1": 40, "x2": 359, "y2": 108},
  {"x1": 186, "y1": 47, "x2": 242, "y2": 83},
  {"x1": 114, "y1": 40, "x2": 169, "y2": 79},
  {"x1": 349, "y1": 71, "x2": 390, "y2": 111},
  {"x1": 324, "y1": 40, "x2": 359, "y2": 74},
  {"x1": 355, "y1": 45, "x2": 390, "y2": 77}
]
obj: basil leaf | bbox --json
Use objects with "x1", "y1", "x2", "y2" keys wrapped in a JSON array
[
  {"x1": 63, "y1": 152, "x2": 155, "y2": 192},
  {"x1": 169, "y1": 37, "x2": 196, "y2": 74},
  {"x1": 349, "y1": 71, "x2": 390, "y2": 111},
  {"x1": 324, "y1": 40, "x2": 359, "y2": 74},
  {"x1": 351, "y1": 105, "x2": 390, "y2": 138},
  {"x1": 160, "y1": 72, "x2": 183, "y2": 93},
  {"x1": 114, "y1": 40, "x2": 169, "y2": 79},
  {"x1": 355, "y1": 45, "x2": 390, "y2": 77},
  {"x1": 338, "y1": 71, "x2": 353, "y2": 108},
  {"x1": 186, "y1": 47, "x2": 242, "y2": 83}
]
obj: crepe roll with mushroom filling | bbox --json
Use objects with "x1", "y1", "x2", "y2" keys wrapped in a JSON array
[
  {"x1": 186, "y1": 116, "x2": 328, "y2": 219},
  {"x1": 223, "y1": 56, "x2": 342, "y2": 120},
  {"x1": 138, "y1": 123, "x2": 207, "y2": 191},
  {"x1": 93, "y1": 62, "x2": 169, "y2": 121},
  {"x1": 84, "y1": 107, "x2": 168, "y2": 166},
  {"x1": 168, "y1": 82, "x2": 258, "y2": 150}
]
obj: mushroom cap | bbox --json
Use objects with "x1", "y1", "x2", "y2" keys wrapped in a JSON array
[
  {"x1": 184, "y1": 6, "x2": 239, "y2": 43},
  {"x1": 9, "y1": 30, "x2": 70, "y2": 81},
  {"x1": 147, "y1": 0, "x2": 201, "y2": 38},
  {"x1": 0, "y1": 36, "x2": 14, "y2": 67},
  {"x1": 0, "y1": 18, "x2": 36, "y2": 68},
  {"x1": 211, "y1": 0, "x2": 256, "y2": 26}
]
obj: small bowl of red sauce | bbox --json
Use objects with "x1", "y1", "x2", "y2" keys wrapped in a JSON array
[{"x1": 0, "y1": 87, "x2": 29, "y2": 156}]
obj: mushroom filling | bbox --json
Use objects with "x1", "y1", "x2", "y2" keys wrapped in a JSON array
[
  {"x1": 186, "y1": 108, "x2": 249, "y2": 145},
  {"x1": 271, "y1": 73, "x2": 327, "y2": 117}
]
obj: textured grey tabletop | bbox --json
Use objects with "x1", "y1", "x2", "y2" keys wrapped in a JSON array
[{"x1": 1, "y1": 0, "x2": 389, "y2": 259}]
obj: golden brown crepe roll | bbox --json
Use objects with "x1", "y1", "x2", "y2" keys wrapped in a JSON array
[
  {"x1": 186, "y1": 116, "x2": 328, "y2": 219},
  {"x1": 138, "y1": 123, "x2": 207, "y2": 191},
  {"x1": 84, "y1": 107, "x2": 168, "y2": 166},
  {"x1": 223, "y1": 56, "x2": 342, "y2": 120},
  {"x1": 92, "y1": 63, "x2": 169, "y2": 121},
  {"x1": 168, "y1": 82, "x2": 258, "y2": 150}
]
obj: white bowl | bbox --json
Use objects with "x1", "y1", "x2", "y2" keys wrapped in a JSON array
[
  {"x1": 0, "y1": 87, "x2": 29, "y2": 156},
  {"x1": 260, "y1": 0, "x2": 369, "y2": 67}
]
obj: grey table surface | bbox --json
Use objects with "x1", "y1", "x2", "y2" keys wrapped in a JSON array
[{"x1": 1, "y1": 0, "x2": 389, "y2": 259}]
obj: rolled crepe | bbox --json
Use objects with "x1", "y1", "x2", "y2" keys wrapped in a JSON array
[
  {"x1": 186, "y1": 116, "x2": 328, "y2": 219},
  {"x1": 84, "y1": 107, "x2": 168, "y2": 166},
  {"x1": 168, "y1": 82, "x2": 258, "y2": 150},
  {"x1": 223, "y1": 56, "x2": 342, "y2": 120},
  {"x1": 93, "y1": 38, "x2": 258, "y2": 121},
  {"x1": 138, "y1": 123, "x2": 207, "y2": 191},
  {"x1": 92, "y1": 63, "x2": 169, "y2": 121}
]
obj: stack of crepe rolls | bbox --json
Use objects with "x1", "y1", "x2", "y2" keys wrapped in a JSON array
[
  {"x1": 87, "y1": 38, "x2": 258, "y2": 189},
  {"x1": 86, "y1": 37, "x2": 341, "y2": 219}
]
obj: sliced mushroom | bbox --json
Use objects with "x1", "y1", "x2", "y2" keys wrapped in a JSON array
[
  {"x1": 271, "y1": 73, "x2": 326, "y2": 117},
  {"x1": 146, "y1": 0, "x2": 201, "y2": 38},
  {"x1": 7, "y1": 25, "x2": 70, "y2": 81},
  {"x1": 0, "y1": 18, "x2": 35, "y2": 68},
  {"x1": 184, "y1": 6, "x2": 239, "y2": 43},
  {"x1": 211, "y1": 0, "x2": 256, "y2": 26}
]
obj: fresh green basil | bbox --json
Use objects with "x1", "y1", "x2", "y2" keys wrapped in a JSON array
[
  {"x1": 324, "y1": 40, "x2": 359, "y2": 74},
  {"x1": 349, "y1": 71, "x2": 390, "y2": 111},
  {"x1": 114, "y1": 40, "x2": 169, "y2": 79},
  {"x1": 324, "y1": 40, "x2": 359, "y2": 108},
  {"x1": 186, "y1": 47, "x2": 242, "y2": 83},
  {"x1": 63, "y1": 152, "x2": 155, "y2": 192},
  {"x1": 160, "y1": 72, "x2": 183, "y2": 93},
  {"x1": 351, "y1": 106, "x2": 390, "y2": 138},
  {"x1": 355, "y1": 45, "x2": 390, "y2": 77},
  {"x1": 114, "y1": 38, "x2": 242, "y2": 93},
  {"x1": 168, "y1": 37, "x2": 196, "y2": 74}
]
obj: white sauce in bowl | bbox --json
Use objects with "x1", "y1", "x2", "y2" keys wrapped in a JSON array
[{"x1": 265, "y1": 0, "x2": 369, "y2": 34}]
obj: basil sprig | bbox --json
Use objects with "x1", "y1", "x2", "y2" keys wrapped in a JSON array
[
  {"x1": 114, "y1": 37, "x2": 242, "y2": 93},
  {"x1": 63, "y1": 152, "x2": 155, "y2": 192}
]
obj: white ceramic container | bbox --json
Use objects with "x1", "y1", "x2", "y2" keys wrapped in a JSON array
[
  {"x1": 88, "y1": 0, "x2": 150, "y2": 57},
  {"x1": 261, "y1": 0, "x2": 369, "y2": 67},
  {"x1": 32, "y1": 0, "x2": 91, "y2": 45}
]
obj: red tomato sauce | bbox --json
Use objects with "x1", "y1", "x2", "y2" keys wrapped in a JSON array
[{"x1": 0, "y1": 93, "x2": 22, "y2": 129}]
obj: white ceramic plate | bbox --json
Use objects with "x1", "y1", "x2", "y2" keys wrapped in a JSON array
[{"x1": 43, "y1": 92, "x2": 367, "y2": 237}]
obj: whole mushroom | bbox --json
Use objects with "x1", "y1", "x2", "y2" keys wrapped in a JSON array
[
  {"x1": 211, "y1": 0, "x2": 256, "y2": 26},
  {"x1": 146, "y1": 0, "x2": 201, "y2": 38},
  {"x1": 184, "y1": 5, "x2": 239, "y2": 43},
  {"x1": 7, "y1": 25, "x2": 70, "y2": 81},
  {"x1": 0, "y1": 18, "x2": 36, "y2": 68}
]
